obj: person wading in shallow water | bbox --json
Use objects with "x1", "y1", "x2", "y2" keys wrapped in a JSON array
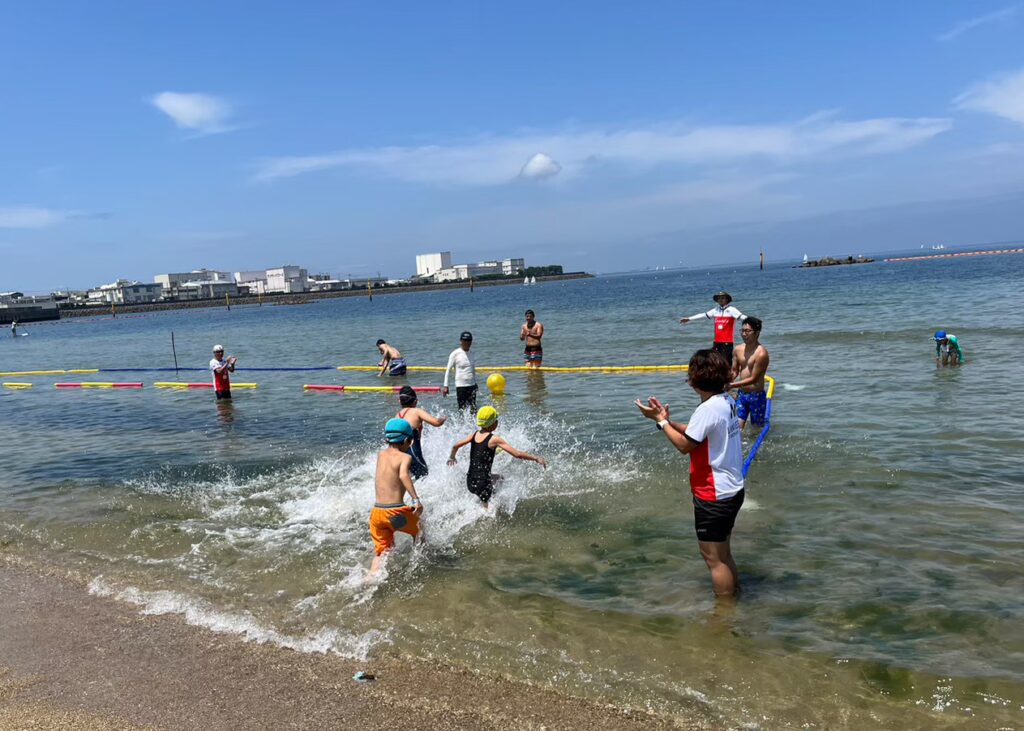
[
  {"x1": 635, "y1": 349, "x2": 745, "y2": 597},
  {"x1": 520, "y1": 309, "x2": 544, "y2": 368},
  {"x1": 679, "y1": 291, "x2": 747, "y2": 363}
]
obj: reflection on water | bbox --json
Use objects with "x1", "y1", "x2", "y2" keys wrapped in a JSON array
[
  {"x1": 2, "y1": 256, "x2": 1024, "y2": 728},
  {"x1": 524, "y1": 370, "x2": 547, "y2": 408}
]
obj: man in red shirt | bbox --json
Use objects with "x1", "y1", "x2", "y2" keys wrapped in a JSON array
[
  {"x1": 680, "y1": 291, "x2": 747, "y2": 363},
  {"x1": 209, "y1": 345, "x2": 237, "y2": 400}
]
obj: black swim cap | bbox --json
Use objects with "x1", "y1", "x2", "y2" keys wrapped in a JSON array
[
  {"x1": 376, "y1": 339, "x2": 386, "y2": 346},
  {"x1": 460, "y1": 331, "x2": 473, "y2": 341},
  {"x1": 398, "y1": 385, "x2": 417, "y2": 406}
]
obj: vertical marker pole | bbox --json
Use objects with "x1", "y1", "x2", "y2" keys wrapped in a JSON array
[
  {"x1": 759, "y1": 249, "x2": 764, "y2": 271},
  {"x1": 171, "y1": 331, "x2": 179, "y2": 375},
  {"x1": 226, "y1": 293, "x2": 231, "y2": 311},
  {"x1": 367, "y1": 281, "x2": 372, "y2": 302}
]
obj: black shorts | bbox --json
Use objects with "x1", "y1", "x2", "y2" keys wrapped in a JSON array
[
  {"x1": 467, "y1": 477, "x2": 493, "y2": 503},
  {"x1": 693, "y1": 490, "x2": 744, "y2": 543},
  {"x1": 456, "y1": 385, "x2": 478, "y2": 410},
  {"x1": 216, "y1": 389, "x2": 232, "y2": 400},
  {"x1": 711, "y1": 341, "x2": 733, "y2": 363}
]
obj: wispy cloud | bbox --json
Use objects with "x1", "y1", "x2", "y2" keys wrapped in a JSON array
[
  {"x1": 151, "y1": 92, "x2": 235, "y2": 135},
  {"x1": 955, "y1": 67, "x2": 1024, "y2": 124},
  {"x1": 0, "y1": 206, "x2": 77, "y2": 229},
  {"x1": 254, "y1": 113, "x2": 951, "y2": 185},
  {"x1": 936, "y1": 5, "x2": 1018, "y2": 41}
]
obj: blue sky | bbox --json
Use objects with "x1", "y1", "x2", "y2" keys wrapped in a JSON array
[{"x1": 2, "y1": 2, "x2": 1024, "y2": 291}]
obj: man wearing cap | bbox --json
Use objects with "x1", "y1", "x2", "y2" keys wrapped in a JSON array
[
  {"x1": 934, "y1": 330, "x2": 964, "y2": 367},
  {"x1": 209, "y1": 345, "x2": 237, "y2": 400},
  {"x1": 680, "y1": 292, "x2": 747, "y2": 362},
  {"x1": 443, "y1": 331, "x2": 478, "y2": 410}
]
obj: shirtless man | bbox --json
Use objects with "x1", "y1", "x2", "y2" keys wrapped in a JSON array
[
  {"x1": 376, "y1": 339, "x2": 407, "y2": 376},
  {"x1": 369, "y1": 418, "x2": 424, "y2": 575},
  {"x1": 520, "y1": 309, "x2": 544, "y2": 368},
  {"x1": 729, "y1": 316, "x2": 770, "y2": 429},
  {"x1": 395, "y1": 385, "x2": 447, "y2": 480}
]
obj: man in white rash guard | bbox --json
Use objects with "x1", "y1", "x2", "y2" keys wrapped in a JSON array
[
  {"x1": 680, "y1": 291, "x2": 747, "y2": 363},
  {"x1": 442, "y1": 331, "x2": 478, "y2": 410}
]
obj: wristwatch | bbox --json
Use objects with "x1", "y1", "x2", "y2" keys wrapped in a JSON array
[{"x1": 656, "y1": 419, "x2": 669, "y2": 431}]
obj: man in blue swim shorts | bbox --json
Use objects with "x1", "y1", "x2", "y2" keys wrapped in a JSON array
[
  {"x1": 376, "y1": 339, "x2": 407, "y2": 376},
  {"x1": 728, "y1": 316, "x2": 770, "y2": 429}
]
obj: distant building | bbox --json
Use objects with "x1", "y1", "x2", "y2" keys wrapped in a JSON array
[
  {"x1": 0, "y1": 292, "x2": 59, "y2": 323},
  {"x1": 415, "y1": 252, "x2": 453, "y2": 278},
  {"x1": 154, "y1": 269, "x2": 232, "y2": 291},
  {"x1": 87, "y1": 279, "x2": 163, "y2": 305},
  {"x1": 176, "y1": 280, "x2": 240, "y2": 300},
  {"x1": 265, "y1": 266, "x2": 309, "y2": 294},
  {"x1": 432, "y1": 257, "x2": 525, "y2": 282}
]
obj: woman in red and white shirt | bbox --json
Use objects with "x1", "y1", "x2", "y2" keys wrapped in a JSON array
[{"x1": 636, "y1": 349, "x2": 744, "y2": 597}]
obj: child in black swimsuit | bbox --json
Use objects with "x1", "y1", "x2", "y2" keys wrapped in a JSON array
[{"x1": 447, "y1": 406, "x2": 546, "y2": 504}]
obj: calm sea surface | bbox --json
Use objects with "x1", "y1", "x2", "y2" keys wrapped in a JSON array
[{"x1": 2, "y1": 254, "x2": 1024, "y2": 728}]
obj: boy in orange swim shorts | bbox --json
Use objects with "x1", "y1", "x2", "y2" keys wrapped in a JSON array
[{"x1": 369, "y1": 418, "x2": 424, "y2": 575}]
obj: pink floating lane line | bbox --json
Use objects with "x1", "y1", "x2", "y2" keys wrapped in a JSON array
[
  {"x1": 304, "y1": 384, "x2": 346, "y2": 391},
  {"x1": 303, "y1": 385, "x2": 442, "y2": 393}
]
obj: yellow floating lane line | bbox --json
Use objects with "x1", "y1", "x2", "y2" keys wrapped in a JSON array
[
  {"x1": 0, "y1": 369, "x2": 100, "y2": 377},
  {"x1": 2, "y1": 382, "x2": 33, "y2": 389}
]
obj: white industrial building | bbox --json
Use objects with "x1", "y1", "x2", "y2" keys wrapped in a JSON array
[
  {"x1": 154, "y1": 269, "x2": 232, "y2": 290},
  {"x1": 87, "y1": 280, "x2": 164, "y2": 305},
  {"x1": 265, "y1": 266, "x2": 309, "y2": 294},
  {"x1": 429, "y1": 257, "x2": 525, "y2": 282},
  {"x1": 176, "y1": 280, "x2": 240, "y2": 299},
  {"x1": 416, "y1": 252, "x2": 453, "y2": 278}
]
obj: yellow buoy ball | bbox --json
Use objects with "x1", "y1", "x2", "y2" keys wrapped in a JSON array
[{"x1": 486, "y1": 373, "x2": 507, "y2": 395}]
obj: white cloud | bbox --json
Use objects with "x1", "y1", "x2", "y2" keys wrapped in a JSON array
[
  {"x1": 936, "y1": 5, "x2": 1018, "y2": 41},
  {"x1": 955, "y1": 68, "x2": 1024, "y2": 124},
  {"x1": 151, "y1": 92, "x2": 234, "y2": 134},
  {"x1": 0, "y1": 206, "x2": 74, "y2": 229},
  {"x1": 519, "y1": 152, "x2": 562, "y2": 180},
  {"x1": 254, "y1": 114, "x2": 951, "y2": 186}
]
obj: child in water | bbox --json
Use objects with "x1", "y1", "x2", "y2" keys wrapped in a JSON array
[
  {"x1": 447, "y1": 406, "x2": 546, "y2": 505},
  {"x1": 369, "y1": 418, "x2": 424, "y2": 575}
]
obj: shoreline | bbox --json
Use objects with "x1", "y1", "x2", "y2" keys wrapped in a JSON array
[
  {"x1": 0, "y1": 558, "x2": 689, "y2": 730},
  {"x1": 56, "y1": 272, "x2": 594, "y2": 320}
]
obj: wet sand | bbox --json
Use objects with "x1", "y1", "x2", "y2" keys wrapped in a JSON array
[{"x1": 0, "y1": 561, "x2": 687, "y2": 730}]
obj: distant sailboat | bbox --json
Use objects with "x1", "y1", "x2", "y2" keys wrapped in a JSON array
[
  {"x1": 524, "y1": 276, "x2": 530, "y2": 285},
  {"x1": 530, "y1": 276, "x2": 537, "y2": 285},
  {"x1": 802, "y1": 254, "x2": 809, "y2": 263}
]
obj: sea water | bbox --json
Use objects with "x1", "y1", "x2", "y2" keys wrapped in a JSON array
[{"x1": 2, "y1": 252, "x2": 1024, "y2": 728}]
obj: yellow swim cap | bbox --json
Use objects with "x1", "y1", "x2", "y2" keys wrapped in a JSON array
[{"x1": 476, "y1": 406, "x2": 498, "y2": 428}]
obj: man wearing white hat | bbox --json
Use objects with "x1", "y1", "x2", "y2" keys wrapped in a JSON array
[{"x1": 209, "y1": 344, "x2": 237, "y2": 400}]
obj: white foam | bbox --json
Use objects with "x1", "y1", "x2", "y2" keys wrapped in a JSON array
[
  {"x1": 88, "y1": 576, "x2": 387, "y2": 659},
  {"x1": 781, "y1": 383, "x2": 806, "y2": 391}
]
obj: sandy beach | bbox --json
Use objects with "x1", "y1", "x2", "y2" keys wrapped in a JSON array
[{"x1": 0, "y1": 560, "x2": 685, "y2": 730}]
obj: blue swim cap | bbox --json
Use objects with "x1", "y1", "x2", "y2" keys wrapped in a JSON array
[
  {"x1": 384, "y1": 418, "x2": 414, "y2": 443},
  {"x1": 934, "y1": 330, "x2": 947, "y2": 341}
]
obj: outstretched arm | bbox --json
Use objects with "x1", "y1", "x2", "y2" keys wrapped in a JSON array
[
  {"x1": 490, "y1": 436, "x2": 547, "y2": 468},
  {"x1": 420, "y1": 409, "x2": 447, "y2": 427},
  {"x1": 680, "y1": 309, "x2": 713, "y2": 324},
  {"x1": 442, "y1": 351, "x2": 457, "y2": 392},
  {"x1": 447, "y1": 434, "x2": 474, "y2": 465}
]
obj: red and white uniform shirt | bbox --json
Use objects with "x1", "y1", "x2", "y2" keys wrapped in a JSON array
[
  {"x1": 209, "y1": 358, "x2": 231, "y2": 390},
  {"x1": 686, "y1": 305, "x2": 746, "y2": 343},
  {"x1": 683, "y1": 393, "x2": 744, "y2": 501}
]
